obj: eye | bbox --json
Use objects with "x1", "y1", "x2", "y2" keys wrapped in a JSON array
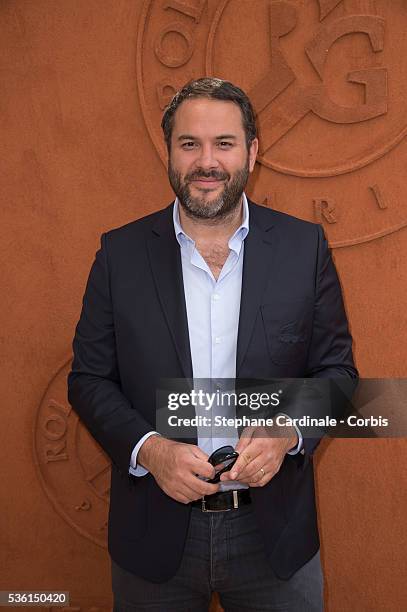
[
  {"x1": 181, "y1": 141, "x2": 197, "y2": 149},
  {"x1": 218, "y1": 141, "x2": 233, "y2": 148}
]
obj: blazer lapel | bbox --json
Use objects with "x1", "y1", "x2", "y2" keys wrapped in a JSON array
[
  {"x1": 146, "y1": 204, "x2": 193, "y2": 381},
  {"x1": 236, "y1": 201, "x2": 275, "y2": 376}
]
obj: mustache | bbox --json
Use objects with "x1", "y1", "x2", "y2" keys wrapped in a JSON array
[{"x1": 186, "y1": 170, "x2": 229, "y2": 181}]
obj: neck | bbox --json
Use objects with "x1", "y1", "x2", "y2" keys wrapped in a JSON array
[{"x1": 178, "y1": 197, "x2": 244, "y2": 243}]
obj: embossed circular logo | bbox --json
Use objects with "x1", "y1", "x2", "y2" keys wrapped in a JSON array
[
  {"x1": 33, "y1": 360, "x2": 110, "y2": 547},
  {"x1": 137, "y1": 0, "x2": 407, "y2": 247}
]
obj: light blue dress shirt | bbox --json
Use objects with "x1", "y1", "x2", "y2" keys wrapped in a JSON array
[{"x1": 130, "y1": 194, "x2": 302, "y2": 486}]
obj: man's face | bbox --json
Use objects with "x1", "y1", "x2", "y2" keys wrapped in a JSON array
[{"x1": 168, "y1": 98, "x2": 258, "y2": 220}]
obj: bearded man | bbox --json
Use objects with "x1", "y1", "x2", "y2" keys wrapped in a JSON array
[{"x1": 68, "y1": 77, "x2": 357, "y2": 611}]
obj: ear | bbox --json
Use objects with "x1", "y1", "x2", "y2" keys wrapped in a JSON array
[{"x1": 248, "y1": 138, "x2": 259, "y2": 173}]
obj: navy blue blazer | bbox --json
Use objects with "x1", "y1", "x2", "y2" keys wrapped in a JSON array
[{"x1": 67, "y1": 200, "x2": 358, "y2": 582}]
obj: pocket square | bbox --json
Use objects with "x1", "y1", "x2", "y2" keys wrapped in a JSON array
[{"x1": 278, "y1": 322, "x2": 306, "y2": 344}]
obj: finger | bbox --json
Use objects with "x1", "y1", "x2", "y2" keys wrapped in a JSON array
[
  {"x1": 248, "y1": 462, "x2": 281, "y2": 487},
  {"x1": 247, "y1": 474, "x2": 267, "y2": 487},
  {"x1": 199, "y1": 480, "x2": 221, "y2": 497},
  {"x1": 189, "y1": 445, "x2": 210, "y2": 462},
  {"x1": 218, "y1": 468, "x2": 255, "y2": 483},
  {"x1": 229, "y1": 445, "x2": 262, "y2": 480},
  {"x1": 228, "y1": 453, "x2": 251, "y2": 479},
  {"x1": 249, "y1": 470, "x2": 271, "y2": 487},
  {"x1": 241, "y1": 464, "x2": 266, "y2": 486},
  {"x1": 176, "y1": 477, "x2": 218, "y2": 502},
  {"x1": 188, "y1": 456, "x2": 216, "y2": 480},
  {"x1": 237, "y1": 457, "x2": 266, "y2": 481},
  {"x1": 174, "y1": 490, "x2": 193, "y2": 504},
  {"x1": 171, "y1": 482, "x2": 200, "y2": 503},
  {"x1": 185, "y1": 474, "x2": 220, "y2": 498},
  {"x1": 193, "y1": 464, "x2": 216, "y2": 481},
  {"x1": 235, "y1": 426, "x2": 255, "y2": 454},
  {"x1": 219, "y1": 469, "x2": 233, "y2": 482}
]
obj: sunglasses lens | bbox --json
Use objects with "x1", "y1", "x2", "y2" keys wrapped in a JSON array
[
  {"x1": 218, "y1": 455, "x2": 236, "y2": 469},
  {"x1": 206, "y1": 449, "x2": 239, "y2": 483},
  {"x1": 210, "y1": 445, "x2": 234, "y2": 466}
]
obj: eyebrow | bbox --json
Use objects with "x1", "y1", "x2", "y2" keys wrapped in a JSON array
[
  {"x1": 215, "y1": 134, "x2": 237, "y2": 140},
  {"x1": 177, "y1": 134, "x2": 237, "y2": 141}
]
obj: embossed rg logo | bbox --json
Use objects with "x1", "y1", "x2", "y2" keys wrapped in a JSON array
[{"x1": 251, "y1": 0, "x2": 387, "y2": 154}]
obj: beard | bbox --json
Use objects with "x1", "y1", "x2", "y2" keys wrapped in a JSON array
[{"x1": 168, "y1": 158, "x2": 249, "y2": 221}]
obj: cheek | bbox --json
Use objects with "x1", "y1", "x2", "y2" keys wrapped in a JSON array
[{"x1": 173, "y1": 156, "x2": 197, "y2": 177}]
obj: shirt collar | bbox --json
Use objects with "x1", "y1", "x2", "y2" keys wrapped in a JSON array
[{"x1": 173, "y1": 193, "x2": 250, "y2": 253}]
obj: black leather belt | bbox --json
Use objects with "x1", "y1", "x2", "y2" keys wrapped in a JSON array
[{"x1": 191, "y1": 489, "x2": 251, "y2": 512}]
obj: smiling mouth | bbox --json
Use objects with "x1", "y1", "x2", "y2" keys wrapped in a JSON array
[{"x1": 190, "y1": 178, "x2": 225, "y2": 187}]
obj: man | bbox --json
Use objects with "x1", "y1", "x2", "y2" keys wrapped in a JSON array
[{"x1": 68, "y1": 78, "x2": 358, "y2": 611}]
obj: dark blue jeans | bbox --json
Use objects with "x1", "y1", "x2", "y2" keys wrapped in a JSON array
[{"x1": 112, "y1": 504, "x2": 323, "y2": 611}]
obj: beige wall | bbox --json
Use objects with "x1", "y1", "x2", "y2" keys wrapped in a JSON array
[{"x1": 1, "y1": 1, "x2": 406, "y2": 610}]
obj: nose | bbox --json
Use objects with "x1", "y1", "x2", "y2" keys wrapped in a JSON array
[{"x1": 195, "y1": 144, "x2": 220, "y2": 171}]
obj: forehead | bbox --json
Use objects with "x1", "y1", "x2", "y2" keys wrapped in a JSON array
[{"x1": 171, "y1": 98, "x2": 245, "y2": 138}]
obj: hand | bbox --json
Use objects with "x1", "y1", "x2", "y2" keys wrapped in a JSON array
[
  {"x1": 219, "y1": 422, "x2": 298, "y2": 487},
  {"x1": 138, "y1": 435, "x2": 220, "y2": 503}
]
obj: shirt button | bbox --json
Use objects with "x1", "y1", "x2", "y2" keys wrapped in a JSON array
[
  {"x1": 214, "y1": 337, "x2": 222, "y2": 344},
  {"x1": 212, "y1": 293, "x2": 220, "y2": 301}
]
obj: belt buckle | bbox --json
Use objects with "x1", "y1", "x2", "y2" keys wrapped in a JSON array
[
  {"x1": 202, "y1": 498, "x2": 226, "y2": 512},
  {"x1": 201, "y1": 491, "x2": 239, "y2": 513}
]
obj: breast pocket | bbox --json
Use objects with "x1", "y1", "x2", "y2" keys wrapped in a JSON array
[{"x1": 261, "y1": 299, "x2": 313, "y2": 365}]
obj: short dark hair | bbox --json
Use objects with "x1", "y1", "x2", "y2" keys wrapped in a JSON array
[{"x1": 161, "y1": 77, "x2": 257, "y2": 152}]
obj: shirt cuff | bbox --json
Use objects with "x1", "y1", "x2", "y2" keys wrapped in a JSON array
[
  {"x1": 276, "y1": 413, "x2": 303, "y2": 455},
  {"x1": 129, "y1": 431, "x2": 161, "y2": 476}
]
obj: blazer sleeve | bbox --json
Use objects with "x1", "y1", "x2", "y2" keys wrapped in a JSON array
[
  {"x1": 286, "y1": 225, "x2": 359, "y2": 456},
  {"x1": 67, "y1": 232, "x2": 154, "y2": 474},
  {"x1": 307, "y1": 224, "x2": 358, "y2": 380}
]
